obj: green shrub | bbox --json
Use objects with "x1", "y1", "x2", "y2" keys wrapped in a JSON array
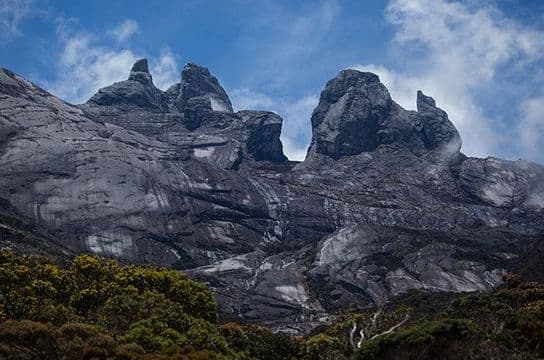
[
  {"x1": 357, "y1": 318, "x2": 480, "y2": 359},
  {"x1": 299, "y1": 333, "x2": 345, "y2": 360}
]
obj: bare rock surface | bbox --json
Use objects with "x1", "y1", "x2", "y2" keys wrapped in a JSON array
[{"x1": 1, "y1": 61, "x2": 543, "y2": 333}]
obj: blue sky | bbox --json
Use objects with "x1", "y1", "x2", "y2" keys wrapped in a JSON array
[{"x1": 1, "y1": 0, "x2": 543, "y2": 163}]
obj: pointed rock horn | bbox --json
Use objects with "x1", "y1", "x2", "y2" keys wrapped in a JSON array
[{"x1": 131, "y1": 58, "x2": 149, "y2": 74}]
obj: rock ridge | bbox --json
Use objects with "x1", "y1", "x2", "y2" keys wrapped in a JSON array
[{"x1": 0, "y1": 60, "x2": 543, "y2": 334}]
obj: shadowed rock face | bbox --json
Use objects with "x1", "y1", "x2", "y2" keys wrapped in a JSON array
[
  {"x1": 307, "y1": 69, "x2": 462, "y2": 162},
  {"x1": 0, "y1": 61, "x2": 543, "y2": 333},
  {"x1": 416, "y1": 90, "x2": 462, "y2": 155},
  {"x1": 173, "y1": 63, "x2": 234, "y2": 112},
  {"x1": 309, "y1": 70, "x2": 391, "y2": 159},
  {"x1": 87, "y1": 58, "x2": 166, "y2": 111},
  {"x1": 80, "y1": 61, "x2": 286, "y2": 167}
]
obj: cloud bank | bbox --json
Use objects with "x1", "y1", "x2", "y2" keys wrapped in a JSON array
[
  {"x1": 520, "y1": 94, "x2": 544, "y2": 162},
  {"x1": 0, "y1": 0, "x2": 33, "y2": 42},
  {"x1": 49, "y1": 20, "x2": 179, "y2": 104},
  {"x1": 355, "y1": 0, "x2": 544, "y2": 161},
  {"x1": 109, "y1": 19, "x2": 139, "y2": 43}
]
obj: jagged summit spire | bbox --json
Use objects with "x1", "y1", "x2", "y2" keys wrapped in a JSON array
[
  {"x1": 305, "y1": 68, "x2": 461, "y2": 161},
  {"x1": 307, "y1": 68, "x2": 393, "y2": 160},
  {"x1": 174, "y1": 62, "x2": 233, "y2": 112},
  {"x1": 131, "y1": 58, "x2": 149, "y2": 73},
  {"x1": 416, "y1": 90, "x2": 436, "y2": 111},
  {"x1": 183, "y1": 62, "x2": 211, "y2": 77},
  {"x1": 128, "y1": 58, "x2": 153, "y2": 84},
  {"x1": 84, "y1": 57, "x2": 164, "y2": 111}
]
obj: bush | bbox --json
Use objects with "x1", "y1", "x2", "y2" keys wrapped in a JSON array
[
  {"x1": 3, "y1": 250, "x2": 544, "y2": 359},
  {"x1": 299, "y1": 334, "x2": 345, "y2": 360},
  {"x1": 357, "y1": 318, "x2": 481, "y2": 360},
  {"x1": 0, "y1": 251, "x2": 225, "y2": 357},
  {"x1": 219, "y1": 322, "x2": 297, "y2": 360}
]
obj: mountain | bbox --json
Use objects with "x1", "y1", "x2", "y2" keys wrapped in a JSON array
[{"x1": 0, "y1": 60, "x2": 543, "y2": 333}]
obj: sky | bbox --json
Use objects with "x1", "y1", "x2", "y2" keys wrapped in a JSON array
[{"x1": 0, "y1": 0, "x2": 543, "y2": 163}]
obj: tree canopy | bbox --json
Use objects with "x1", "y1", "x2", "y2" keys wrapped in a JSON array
[{"x1": 1, "y1": 251, "x2": 544, "y2": 359}]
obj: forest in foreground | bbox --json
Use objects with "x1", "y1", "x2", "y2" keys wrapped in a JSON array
[{"x1": 0, "y1": 250, "x2": 543, "y2": 360}]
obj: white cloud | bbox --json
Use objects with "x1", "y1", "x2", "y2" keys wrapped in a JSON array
[
  {"x1": 519, "y1": 94, "x2": 544, "y2": 163},
  {"x1": 50, "y1": 33, "x2": 136, "y2": 103},
  {"x1": 109, "y1": 19, "x2": 139, "y2": 42},
  {"x1": 229, "y1": 88, "x2": 277, "y2": 110},
  {"x1": 0, "y1": 0, "x2": 32, "y2": 42},
  {"x1": 355, "y1": 0, "x2": 544, "y2": 159},
  {"x1": 230, "y1": 89, "x2": 317, "y2": 161},
  {"x1": 150, "y1": 49, "x2": 179, "y2": 90},
  {"x1": 48, "y1": 27, "x2": 179, "y2": 104},
  {"x1": 281, "y1": 137, "x2": 308, "y2": 162}
]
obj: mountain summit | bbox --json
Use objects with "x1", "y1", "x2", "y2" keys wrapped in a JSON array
[
  {"x1": 307, "y1": 69, "x2": 461, "y2": 161},
  {"x1": 0, "y1": 61, "x2": 543, "y2": 332}
]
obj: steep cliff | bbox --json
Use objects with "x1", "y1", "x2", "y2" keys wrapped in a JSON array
[{"x1": 0, "y1": 61, "x2": 542, "y2": 332}]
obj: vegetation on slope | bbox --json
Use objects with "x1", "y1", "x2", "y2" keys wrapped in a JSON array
[
  {"x1": 0, "y1": 251, "x2": 295, "y2": 359},
  {"x1": 301, "y1": 274, "x2": 544, "y2": 360},
  {"x1": 0, "y1": 251, "x2": 544, "y2": 359}
]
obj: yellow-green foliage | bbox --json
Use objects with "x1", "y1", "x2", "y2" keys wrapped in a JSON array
[
  {"x1": 294, "y1": 279, "x2": 544, "y2": 360},
  {"x1": 356, "y1": 318, "x2": 480, "y2": 359},
  {"x1": 0, "y1": 251, "x2": 304, "y2": 359},
  {"x1": 0, "y1": 251, "x2": 226, "y2": 358},
  {"x1": 218, "y1": 322, "x2": 297, "y2": 360},
  {"x1": 299, "y1": 333, "x2": 345, "y2": 360},
  {"x1": 0, "y1": 251, "x2": 216, "y2": 323},
  {"x1": 2, "y1": 250, "x2": 544, "y2": 359}
]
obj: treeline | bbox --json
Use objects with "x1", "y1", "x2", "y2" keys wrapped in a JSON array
[
  {"x1": 0, "y1": 251, "x2": 543, "y2": 359},
  {"x1": 0, "y1": 251, "x2": 294, "y2": 359},
  {"x1": 302, "y1": 274, "x2": 544, "y2": 359}
]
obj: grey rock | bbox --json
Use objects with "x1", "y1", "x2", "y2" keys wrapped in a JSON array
[
  {"x1": 416, "y1": 90, "x2": 462, "y2": 156},
  {"x1": 128, "y1": 58, "x2": 153, "y2": 84},
  {"x1": 183, "y1": 96, "x2": 214, "y2": 130},
  {"x1": 173, "y1": 63, "x2": 233, "y2": 112},
  {"x1": 459, "y1": 157, "x2": 544, "y2": 209},
  {"x1": 81, "y1": 59, "x2": 286, "y2": 165},
  {"x1": 1, "y1": 64, "x2": 543, "y2": 334},
  {"x1": 239, "y1": 111, "x2": 287, "y2": 162},
  {"x1": 85, "y1": 59, "x2": 166, "y2": 111},
  {"x1": 0, "y1": 197, "x2": 73, "y2": 261},
  {"x1": 306, "y1": 70, "x2": 462, "y2": 162},
  {"x1": 131, "y1": 58, "x2": 150, "y2": 73},
  {"x1": 308, "y1": 70, "x2": 391, "y2": 159}
]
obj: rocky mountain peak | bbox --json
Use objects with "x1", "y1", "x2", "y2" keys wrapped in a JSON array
[
  {"x1": 415, "y1": 90, "x2": 462, "y2": 156},
  {"x1": 174, "y1": 62, "x2": 233, "y2": 112},
  {"x1": 416, "y1": 90, "x2": 436, "y2": 110},
  {"x1": 1, "y1": 62, "x2": 544, "y2": 335},
  {"x1": 128, "y1": 58, "x2": 153, "y2": 84},
  {"x1": 331, "y1": 69, "x2": 382, "y2": 87},
  {"x1": 131, "y1": 58, "x2": 150, "y2": 73},
  {"x1": 306, "y1": 69, "x2": 394, "y2": 160},
  {"x1": 183, "y1": 62, "x2": 211, "y2": 77},
  {"x1": 78, "y1": 60, "x2": 286, "y2": 166},
  {"x1": 84, "y1": 58, "x2": 164, "y2": 110},
  {"x1": 305, "y1": 68, "x2": 463, "y2": 161}
]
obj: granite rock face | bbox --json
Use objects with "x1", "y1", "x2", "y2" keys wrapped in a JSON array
[
  {"x1": 1, "y1": 61, "x2": 543, "y2": 333},
  {"x1": 308, "y1": 70, "x2": 391, "y2": 159},
  {"x1": 416, "y1": 90, "x2": 462, "y2": 155},
  {"x1": 307, "y1": 69, "x2": 462, "y2": 162},
  {"x1": 172, "y1": 63, "x2": 233, "y2": 112},
  {"x1": 87, "y1": 58, "x2": 167, "y2": 112}
]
